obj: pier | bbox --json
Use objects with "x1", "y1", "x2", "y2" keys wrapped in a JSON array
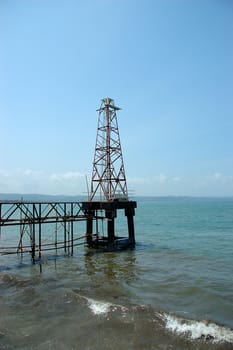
[{"x1": 0, "y1": 98, "x2": 137, "y2": 261}]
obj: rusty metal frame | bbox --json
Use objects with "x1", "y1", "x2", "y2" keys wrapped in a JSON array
[
  {"x1": 0, "y1": 201, "x2": 83, "y2": 227},
  {"x1": 0, "y1": 201, "x2": 86, "y2": 260},
  {"x1": 90, "y1": 98, "x2": 128, "y2": 201}
]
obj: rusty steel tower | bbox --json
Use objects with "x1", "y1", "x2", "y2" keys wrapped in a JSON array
[
  {"x1": 82, "y1": 98, "x2": 137, "y2": 250},
  {"x1": 90, "y1": 97, "x2": 128, "y2": 202}
]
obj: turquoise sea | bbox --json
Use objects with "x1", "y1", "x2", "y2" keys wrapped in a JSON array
[{"x1": 0, "y1": 196, "x2": 233, "y2": 349}]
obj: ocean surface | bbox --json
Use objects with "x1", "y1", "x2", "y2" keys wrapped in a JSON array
[{"x1": 0, "y1": 196, "x2": 233, "y2": 350}]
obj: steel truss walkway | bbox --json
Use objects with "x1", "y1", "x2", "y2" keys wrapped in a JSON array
[{"x1": 0, "y1": 201, "x2": 88, "y2": 261}]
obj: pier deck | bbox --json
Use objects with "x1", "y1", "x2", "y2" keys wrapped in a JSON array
[{"x1": 0, "y1": 199, "x2": 136, "y2": 261}]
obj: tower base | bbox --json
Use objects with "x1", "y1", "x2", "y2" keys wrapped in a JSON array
[
  {"x1": 81, "y1": 200, "x2": 137, "y2": 251},
  {"x1": 88, "y1": 237, "x2": 135, "y2": 251}
]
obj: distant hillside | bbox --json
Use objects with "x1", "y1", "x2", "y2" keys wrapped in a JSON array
[{"x1": 0, "y1": 193, "x2": 86, "y2": 202}]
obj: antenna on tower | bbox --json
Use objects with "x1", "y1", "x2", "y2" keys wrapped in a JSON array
[{"x1": 89, "y1": 98, "x2": 128, "y2": 202}]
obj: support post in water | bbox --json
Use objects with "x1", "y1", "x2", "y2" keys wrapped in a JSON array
[
  {"x1": 38, "y1": 203, "x2": 42, "y2": 259},
  {"x1": 125, "y1": 206, "x2": 136, "y2": 245},
  {"x1": 71, "y1": 203, "x2": 74, "y2": 255},
  {"x1": 86, "y1": 210, "x2": 94, "y2": 246},
  {"x1": 64, "y1": 203, "x2": 67, "y2": 253},
  {"x1": 31, "y1": 204, "x2": 36, "y2": 263}
]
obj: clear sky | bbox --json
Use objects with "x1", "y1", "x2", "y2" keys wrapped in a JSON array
[{"x1": 1, "y1": 0, "x2": 232, "y2": 197}]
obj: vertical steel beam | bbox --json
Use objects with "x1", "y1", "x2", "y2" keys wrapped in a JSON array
[
  {"x1": 64, "y1": 203, "x2": 67, "y2": 253},
  {"x1": 31, "y1": 204, "x2": 36, "y2": 263},
  {"x1": 125, "y1": 206, "x2": 135, "y2": 244},
  {"x1": 55, "y1": 219, "x2": 58, "y2": 253},
  {"x1": 71, "y1": 203, "x2": 74, "y2": 255},
  {"x1": 0, "y1": 204, "x2": 2, "y2": 237},
  {"x1": 86, "y1": 210, "x2": 94, "y2": 245},
  {"x1": 106, "y1": 209, "x2": 116, "y2": 244},
  {"x1": 39, "y1": 203, "x2": 42, "y2": 259}
]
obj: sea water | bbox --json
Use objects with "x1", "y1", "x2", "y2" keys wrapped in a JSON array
[{"x1": 0, "y1": 197, "x2": 233, "y2": 349}]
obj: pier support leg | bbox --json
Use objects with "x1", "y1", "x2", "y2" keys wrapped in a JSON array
[
  {"x1": 64, "y1": 203, "x2": 67, "y2": 253},
  {"x1": 86, "y1": 210, "x2": 94, "y2": 246},
  {"x1": 107, "y1": 218, "x2": 115, "y2": 244},
  {"x1": 71, "y1": 204, "x2": 74, "y2": 255},
  {"x1": 106, "y1": 209, "x2": 116, "y2": 244},
  {"x1": 31, "y1": 223, "x2": 36, "y2": 264},
  {"x1": 125, "y1": 207, "x2": 135, "y2": 244},
  {"x1": 38, "y1": 221, "x2": 41, "y2": 259},
  {"x1": 31, "y1": 204, "x2": 36, "y2": 263}
]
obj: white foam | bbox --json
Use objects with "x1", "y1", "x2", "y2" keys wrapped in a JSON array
[
  {"x1": 164, "y1": 314, "x2": 233, "y2": 343},
  {"x1": 87, "y1": 298, "x2": 111, "y2": 315}
]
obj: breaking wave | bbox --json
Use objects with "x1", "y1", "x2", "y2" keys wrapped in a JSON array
[
  {"x1": 87, "y1": 298, "x2": 112, "y2": 315},
  {"x1": 77, "y1": 293, "x2": 233, "y2": 344},
  {"x1": 163, "y1": 313, "x2": 233, "y2": 344},
  {"x1": 84, "y1": 296, "x2": 128, "y2": 316}
]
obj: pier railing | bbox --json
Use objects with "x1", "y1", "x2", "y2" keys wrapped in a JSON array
[{"x1": 0, "y1": 201, "x2": 88, "y2": 261}]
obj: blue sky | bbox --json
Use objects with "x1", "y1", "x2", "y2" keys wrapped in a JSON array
[{"x1": 0, "y1": 0, "x2": 232, "y2": 196}]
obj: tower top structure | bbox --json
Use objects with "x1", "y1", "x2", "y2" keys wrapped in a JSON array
[{"x1": 89, "y1": 98, "x2": 128, "y2": 202}]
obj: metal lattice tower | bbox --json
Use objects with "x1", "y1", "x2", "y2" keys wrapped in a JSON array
[{"x1": 90, "y1": 98, "x2": 128, "y2": 202}]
